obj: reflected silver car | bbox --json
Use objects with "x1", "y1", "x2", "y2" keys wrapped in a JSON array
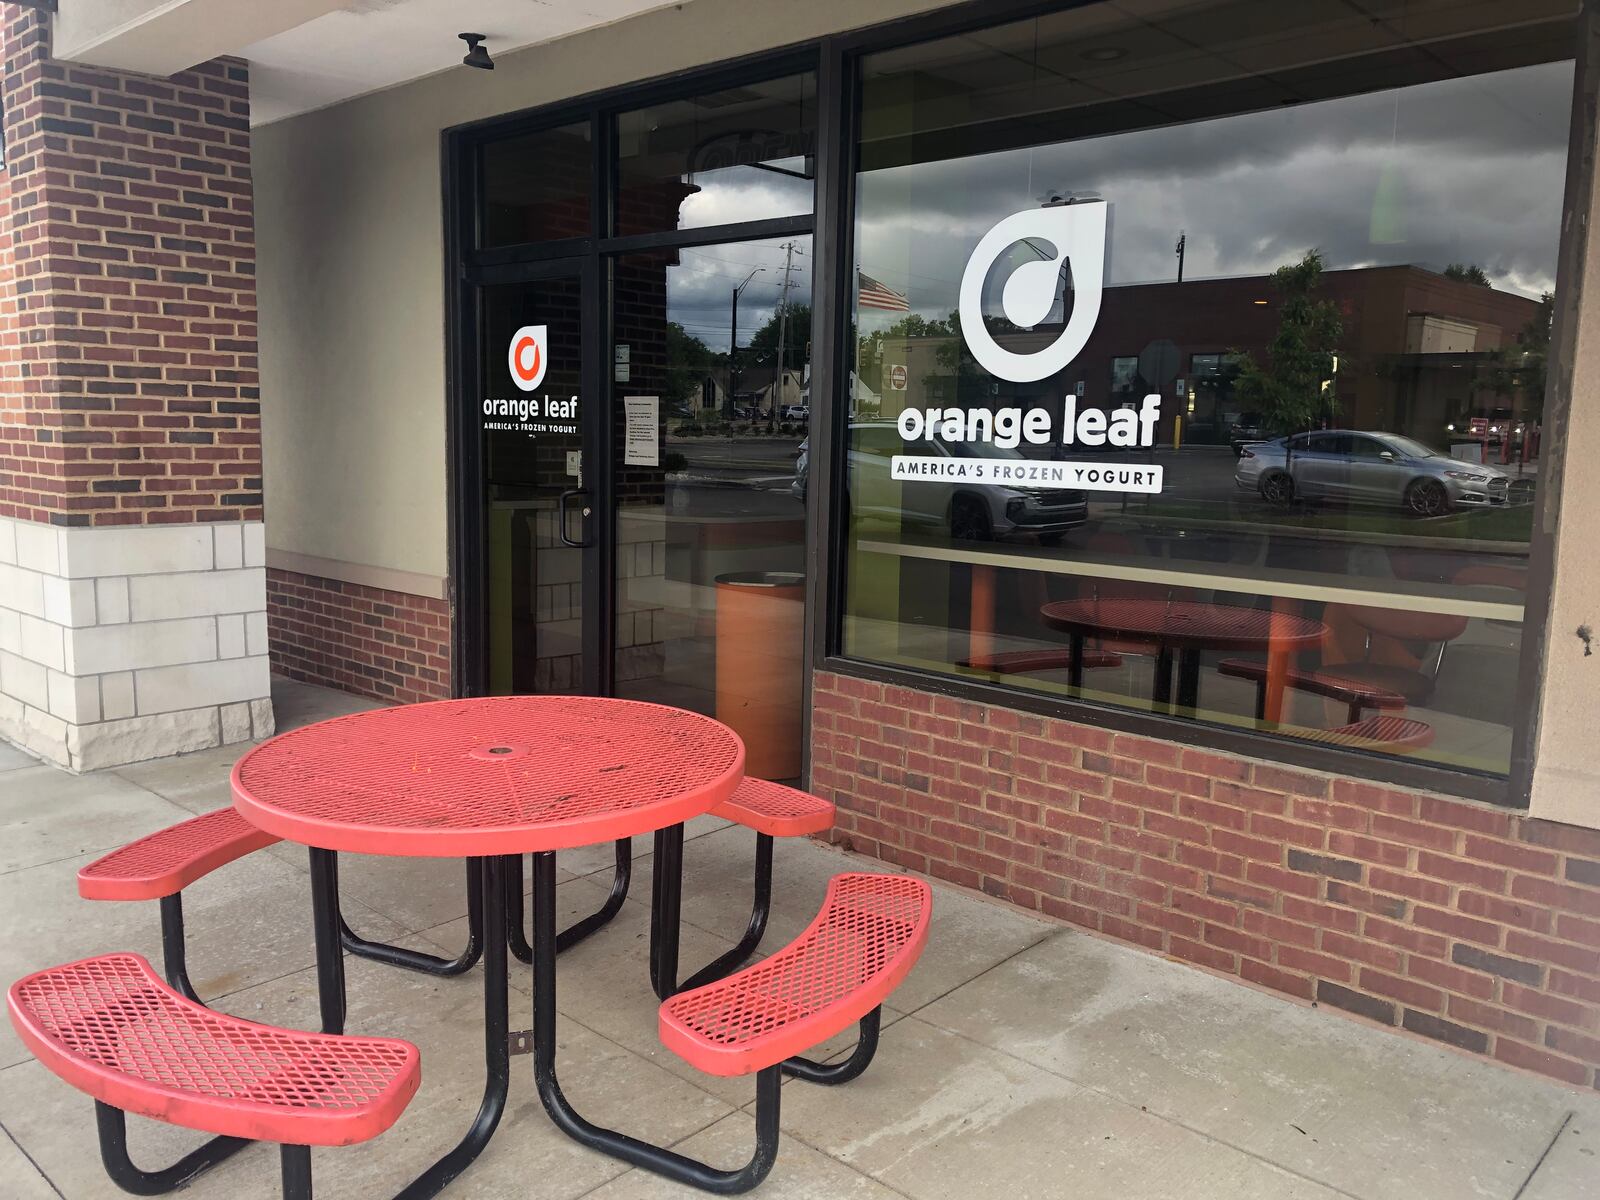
[{"x1": 1235, "y1": 431, "x2": 1510, "y2": 516}]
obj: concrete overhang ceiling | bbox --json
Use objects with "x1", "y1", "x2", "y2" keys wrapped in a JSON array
[{"x1": 52, "y1": 0, "x2": 682, "y2": 125}]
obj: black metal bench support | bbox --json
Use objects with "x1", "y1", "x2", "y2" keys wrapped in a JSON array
[
  {"x1": 677, "y1": 832, "x2": 774, "y2": 993},
  {"x1": 781, "y1": 1008, "x2": 881, "y2": 1085},
  {"x1": 94, "y1": 1102, "x2": 249, "y2": 1196},
  {"x1": 157, "y1": 894, "x2": 201, "y2": 1004},
  {"x1": 507, "y1": 838, "x2": 633, "y2": 964},
  {"x1": 338, "y1": 857, "x2": 485, "y2": 978},
  {"x1": 530, "y1": 848, "x2": 781, "y2": 1194}
]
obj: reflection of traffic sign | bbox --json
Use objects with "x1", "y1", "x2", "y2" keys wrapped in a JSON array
[
  {"x1": 1138, "y1": 339, "x2": 1180, "y2": 390},
  {"x1": 889, "y1": 364, "x2": 908, "y2": 391}
]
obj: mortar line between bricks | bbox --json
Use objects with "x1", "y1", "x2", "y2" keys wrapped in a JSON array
[
  {"x1": 901, "y1": 1014, "x2": 1369, "y2": 1200},
  {"x1": 1510, "y1": 1110, "x2": 1572, "y2": 1200},
  {"x1": 0, "y1": 1115, "x2": 66, "y2": 1199}
]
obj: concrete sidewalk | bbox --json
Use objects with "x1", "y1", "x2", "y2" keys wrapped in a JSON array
[{"x1": 0, "y1": 680, "x2": 1593, "y2": 1200}]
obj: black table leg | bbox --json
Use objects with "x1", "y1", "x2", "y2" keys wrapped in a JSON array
[
  {"x1": 308, "y1": 847, "x2": 347, "y2": 1035},
  {"x1": 530, "y1": 850, "x2": 781, "y2": 1193},
  {"x1": 1068, "y1": 632, "x2": 1085, "y2": 690},
  {"x1": 1152, "y1": 646, "x2": 1175, "y2": 712},
  {"x1": 649, "y1": 824, "x2": 684, "y2": 1000},
  {"x1": 1176, "y1": 648, "x2": 1202, "y2": 713},
  {"x1": 392, "y1": 855, "x2": 510, "y2": 1200}
]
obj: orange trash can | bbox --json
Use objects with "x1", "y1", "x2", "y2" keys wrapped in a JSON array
[{"x1": 715, "y1": 571, "x2": 804, "y2": 780}]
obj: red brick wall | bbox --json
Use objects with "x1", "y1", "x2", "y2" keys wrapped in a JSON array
[
  {"x1": 266, "y1": 568, "x2": 451, "y2": 706},
  {"x1": 0, "y1": 8, "x2": 258, "y2": 526},
  {"x1": 811, "y1": 670, "x2": 1600, "y2": 1089},
  {"x1": 0, "y1": 168, "x2": 20, "y2": 474}
]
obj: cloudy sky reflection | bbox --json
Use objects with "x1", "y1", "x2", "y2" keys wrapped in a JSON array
[
  {"x1": 653, "y1": 59, "x2": 1570, "y2": 350},
  {"x1": 854, "y1": 60, "x2": 1573, "y2": 315}
]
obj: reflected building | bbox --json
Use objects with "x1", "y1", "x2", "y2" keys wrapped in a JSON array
[{"x1": 872, "y1": 264, "x2": 1546, "y2": 455}]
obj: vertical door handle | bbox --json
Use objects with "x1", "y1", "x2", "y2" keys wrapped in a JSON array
[{"x1": 558, "y1": 489, "x2": 593, "y2": 548}]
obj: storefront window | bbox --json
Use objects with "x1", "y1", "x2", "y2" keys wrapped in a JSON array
[
  {"x1": 480, "y1": 121, "x2": 592, "y2": 246},
  {"x1": 615, "y1": 73, "x2": 815, "y2": 237},
  {"x1": 841, "y1": 0, "x2": 1576, "y2": 776}
]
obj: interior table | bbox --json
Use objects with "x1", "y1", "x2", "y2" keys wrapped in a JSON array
[
  {"x1": 232, "y1": 696, "x2": 744, "y2": 1200},
  {"x1": 1040, "y1": 597, "x2": 1328, "y2": 717}
]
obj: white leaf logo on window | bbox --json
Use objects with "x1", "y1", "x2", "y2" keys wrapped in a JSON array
[{"x1": 958, "y1": 201, "x2": 1108, "y2": 383}]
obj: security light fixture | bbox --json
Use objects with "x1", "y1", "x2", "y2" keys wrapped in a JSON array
[{"x1": 460, "y1": 33, "x2": 494, "y2": 71}]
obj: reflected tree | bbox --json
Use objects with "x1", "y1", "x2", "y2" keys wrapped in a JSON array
[
  {"x1": 1443, "y1": 262, "x2": 1492, "y2": 287},
  {"x1": 1232, "y1": 250, "x2": 1344, "y2": 444},
  {"x1": 664, "y1": 321, "x2": 720, "y2": 418},
  {"x1": 1484, "y1": 290, "x2": 1553, "y2": 415}
]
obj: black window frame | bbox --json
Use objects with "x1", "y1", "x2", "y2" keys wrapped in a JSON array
[{"x1": 438, "y1": 0, "x2": 1598, "y2": 809}]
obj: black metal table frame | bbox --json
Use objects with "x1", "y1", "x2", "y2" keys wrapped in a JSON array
[
  {"x1": 306, "y1": 825, "x2": 767, "y2": 1198},
  {"x1": 1063, "y1": 628, "x2": 1190, "y2": 711},
  {"x1": 304, "y1": 822, "x2": 876, "y2": 1198}
]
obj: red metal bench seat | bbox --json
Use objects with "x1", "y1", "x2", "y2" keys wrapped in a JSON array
[
  {"x1": 9, "y1": 953, "x2": 419, "y2": 1147},
  {"x1": 77, "y1": 807, "x2": 284, "y2": 1004},
  {"x1": 710, "y1": 776, "x2": 834, "y2": 838},
  {"x1": 79, "y1": 807, "x2": 280, "y2": 903},
  {"x1": 660, "y1": 872, "x2": 931, "y2": 1078},
  {"x1": 11, "y1": 952, "x2": 418, "y2": 1198},
  {"x1": 1218, "y1": 656, "x2": 1407, "y2": 724},
  {"x1": 1301, "y1": 714, "x2": 1434, "y2": 751}
]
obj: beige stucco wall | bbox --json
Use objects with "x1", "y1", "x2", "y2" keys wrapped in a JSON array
[
  {"x1": 1528, "y1": 111, "x2": 1600, "y2": 831},
  {"x1": 254, "y1": 0, "x2": 953, "y2": 586}
]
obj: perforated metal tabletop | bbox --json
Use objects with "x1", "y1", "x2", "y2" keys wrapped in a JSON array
[{"x1": 232, "y1": 696, "x2": 745, "y2": 857}]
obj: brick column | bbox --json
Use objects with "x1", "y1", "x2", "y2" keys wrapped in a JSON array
[{"x1": 0, "y1": 7, "x2": 271, "y2": 770}]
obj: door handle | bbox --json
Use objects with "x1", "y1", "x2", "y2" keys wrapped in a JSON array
[{"x1": 557, "y1": 489, "x2": 593, "y2": 548}]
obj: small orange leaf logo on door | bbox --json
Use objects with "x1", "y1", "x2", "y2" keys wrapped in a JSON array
[{"x1": 509, "y1": 325, "x2": 548, "y2": 391}]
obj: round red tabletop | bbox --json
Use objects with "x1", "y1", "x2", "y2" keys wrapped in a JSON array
[
  {"x1": 232, "y1": 697, "x2": 745, "y2": 857},
  {"x1": 1040, "y1": 598, "x2": 1327, "y2": 651}
]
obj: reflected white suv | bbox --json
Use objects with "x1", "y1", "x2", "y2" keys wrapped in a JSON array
[{"x1": 793, "y1": 422, "x2": 1088, "y2": 543}]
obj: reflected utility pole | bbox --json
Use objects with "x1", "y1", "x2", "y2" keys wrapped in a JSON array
[
  {"x1": 729, "y1": 267, "x2": 763, "y2": 419},
  {"x1": 1175, "y1": 230, "x2": 1186, "y2": 283},
  {"x1": 772, "y1": 240, "x2": 804, "y2": 430}
]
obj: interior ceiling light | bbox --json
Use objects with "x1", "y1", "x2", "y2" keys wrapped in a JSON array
[
  {"x1": 460, "y1": 33, "x2": 494, "y2": 70},
  {"x1": 1081, "y1": 46, "x2": 1128, "y2": 62}
]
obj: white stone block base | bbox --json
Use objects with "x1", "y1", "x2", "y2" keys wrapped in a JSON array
[{"x1": 0, "y1": 517, "x2": 275, "y2": 771}]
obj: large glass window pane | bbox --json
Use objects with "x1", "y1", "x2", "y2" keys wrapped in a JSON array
[
  {"x1": 842, "y1": 0, "x2": 1575, "y2": 777},
  {"x1": 611, "y1": 236, "x2": 811, "y2": 779},
  {"x1": 615, "y1": 74, "x2": 815, "y2": 236},
  {"x1": 481, "y1": 121, "x2": 593, "y2": 246}
]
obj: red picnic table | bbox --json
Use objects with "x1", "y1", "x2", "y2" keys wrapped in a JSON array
[
  {"x1": 232, "y1": 695, "x2": 745, "y2": 1198},
  {"x1": 1040, "y1": 596, "x2": 1328, "y2": 718}
]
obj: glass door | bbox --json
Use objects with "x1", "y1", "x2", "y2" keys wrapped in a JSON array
[
  {"x1": 608, "y1": 237, "x2": 811, "y2": 780},
  {"x1": 477, "y1": 265, "x2": 597, "y2": 695}
]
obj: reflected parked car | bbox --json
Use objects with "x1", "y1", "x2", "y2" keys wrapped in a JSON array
[
  {"x1": 780, "y1": 404, "x2": 809, "y2": 422},
  {"x1": 1235, "y1": 430, "x2": 1511, "y2": 516},
  {"x1": 1228, "y1": 411, "x2": 1265, "y2": 456},
  {"x1": 793, "y1": 422, "x2": 1088, "y2": 542}
]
